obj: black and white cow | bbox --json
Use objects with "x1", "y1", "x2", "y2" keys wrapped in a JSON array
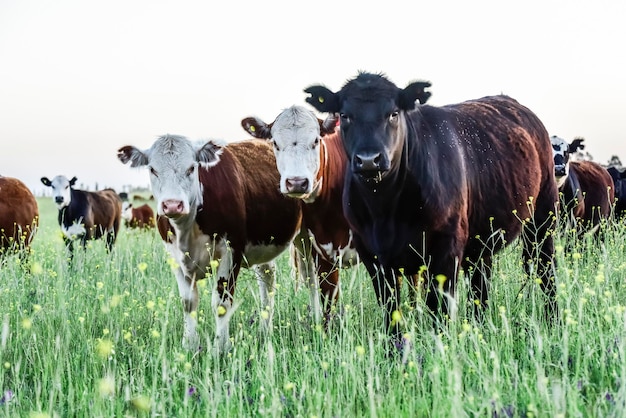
[
  {"x1": 550, "y1": 136, "x2": 614, "y2": 235},
  {"x1": 41, "y1": 175, "x2": 122, "y2": 255}
]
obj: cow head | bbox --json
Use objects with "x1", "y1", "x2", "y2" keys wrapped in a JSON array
[
  {"x1": 117, "y1": 134, "x2": 223, "y2": 219},
  {"x1": 242, "y1": 106, "x2": 337, "y2": 199},
  {"x1": 551, "y1": 136, "x2": 585, "y2": 182},
  {"x1": 304, "y1": 72, "x2": 431, "y2": 186},
  {"x1": 121, "y1": 201, "x2": 133, "y2": 222},
  {"x1": 41, "y1": 175, "x2": 77, "y2": 209}
]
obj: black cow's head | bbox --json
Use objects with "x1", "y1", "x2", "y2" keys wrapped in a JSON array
[
  {"x1": 305, "y1": 72, "x2": 431, "y2": 186},
  {"x1": 550, "y1": 135, "x2": 585, "y2": 179}
]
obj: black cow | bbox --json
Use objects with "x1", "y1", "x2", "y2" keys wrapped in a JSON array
[
  {"x1": 607, "y1": 166, "x2": 626, "y2": 219},
  {"x1": 305, "y1": 72, "x2": 558, "y2": 347}
]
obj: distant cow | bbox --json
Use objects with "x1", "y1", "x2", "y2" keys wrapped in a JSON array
[
  {"x1": 122, "y1": 202, "x2": 155, "y2": 229},
  {"x1": 117, "y1": 135, "x2": 302, "y2": 354},
  {"x1": 0, "y1": 176, "x2": 39, "y2": 254},
  {"x1": 305, "y1": 72, "x2": 558, "y2": 347},
  {"x1": 551, "y1": 136, "x2": 614, "y2": 235},
  {"x1": 607, "y1": 166, "x2": 626, "y2": 218},
  {"x1": 40, "y1": 175, "x2": 122, "y2": 255},
  {"x1": 241, "y1": 106, "x2": 358, "y2": 323}
]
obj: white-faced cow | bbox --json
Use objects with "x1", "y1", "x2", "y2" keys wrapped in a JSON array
[
  {"x1": 305, "y1": 72, "x2": 558, "y2": 348},
  {"x1": 0, "y1": 176, "x2": 39, "y2": 254},
  {"x1": 607, "y1": 165, "x2": 626, "y2": 218},
  {"x1": 241, "y1": 106, "x2": 359, "y2": 324},
  {"x1": 122, "y1": 202, "x2": 156, "y2": 229},
  {"x1": 117, "y1": 135, "x2": 302, "y2": 354},
  {"x1": 40, "y1": 175, "x2": 122, "y2": 256},
  {"x1": 550, "y1": 136, "x2": 614, "y2": 235}
]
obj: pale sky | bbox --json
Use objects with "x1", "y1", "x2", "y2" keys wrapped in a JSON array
[{"x1": 1, "y1": 0, "x2": 625, "y2": 195}]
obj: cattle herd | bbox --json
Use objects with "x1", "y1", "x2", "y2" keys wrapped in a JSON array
[{"x1": 2, "y1": 71, "x2": 626, "y2": 355}]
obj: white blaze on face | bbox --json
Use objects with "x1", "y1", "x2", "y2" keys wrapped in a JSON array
[
  {"x1": 271, "y1": 107, "x2": 322, "y2": 197},
  {"x1": 141, "y1": 135, "x2": 222, "y2": 218},
  {"x1": 48, "y1": 175, "x2": 73, "y2": 209},
  {"x1": 121, "y1": 202, "x2": 133, "y2": 222},
  {"x1": 550, "y1": 135, "x2": 570, "y2": 186}
]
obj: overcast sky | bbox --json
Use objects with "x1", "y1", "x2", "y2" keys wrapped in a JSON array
[{"x1": 1, "y1": 0, "x2": 624, "y2": 195}]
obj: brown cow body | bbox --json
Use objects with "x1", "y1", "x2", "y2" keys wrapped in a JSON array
[
  {"x1": 0, "y1": 176, "x2": 38, "y2": 253},
  {"x1": 118, "y1": 135, "x2": 302, "y2": 353},
  {"x1": 122, "y1": 202, "x2": 155, "y2": 229},
  {"x1": 558, "y1": 161, "x2": 614, "y2": 233},
  {"x1": 551, "y1": 136, "x2": 614, "y2": 236},
  {"x1": 41, "y1": 176, "x2": 122, "y2": 255}
]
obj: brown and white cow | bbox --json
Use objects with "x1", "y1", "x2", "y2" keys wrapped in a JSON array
[
  {"x1": 550, "y1": 136, "x2": 614, "y2": 235},
  {"x1": 0, "y1": 176, "x2": 39, "y2": 254},
  {"x1": 122, "y1": 202, "x2": 156, "y2": 229},
  {"x1": 241, "y1": 106, "x2": 358, "y2": 324},
  {"x1": 41, "y1": 175, "x2": 122, "y2": 256},
  {"x1": 117, "y1": 135, "x2": 302, "y2": 353}
]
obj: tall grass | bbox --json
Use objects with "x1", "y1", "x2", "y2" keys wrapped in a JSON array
[{"x1": 1, "y1": 198, "x2": 626, "y2": 417}]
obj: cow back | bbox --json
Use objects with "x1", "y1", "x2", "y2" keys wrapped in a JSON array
[
  {"x1": 0, "y1": 176, "x2": 39, "y2": 250},
  {"x1": 569, "y1": 160, "x2": 615, "y2": 224}
]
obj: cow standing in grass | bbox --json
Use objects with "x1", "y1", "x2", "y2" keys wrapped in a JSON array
[
  {"x1": 242, "y1": 106, "x2": 358, "y2": 324},
  {"x1": 0, "y1": 176, "x2": 39, "y2": 255},
  {"x1": 117, "y1": 135, "x2": 302, "y2": 354},
  {"x1": 41, "y1": 175, "x2": 122, "y2": 256},
  {"x1": 122, "y1": 202, "x2": 155, "y2": 229},
  {"x1": 550, "y1": 136, "x2": 614, "y2": 237},
  {"x1": 305, "y1": 72, "x2": 559, "y2": 348}
]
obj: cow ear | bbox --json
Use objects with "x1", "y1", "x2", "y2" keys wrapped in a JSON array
[
  {"x1": 319, "y1": 113, "x2": 339, "y2": 136},
  {"x1": 196, "y1": 140, "x2": 224, "y2": 168},
  {"x1": 304, "y1": 85, "x2": 340, "y2": 113},
  {"x1": 569, "y1": 137, "x2": 585, "y2": 153},
  {"x1": 70, "y1": 177, "x2": 78, "y2": 186},
  {"x1": 398, "y1": 81, "x2": 432, "y2": 110},
  {"x1": 241, "y1": 117, "x2": 272, "y2": 139},
  {"x1": 117, "y1": 146, "x2": 149, "y2": 168},
  {"x1": 41, "y1": 177, "x2": 51, "y2": 186}
]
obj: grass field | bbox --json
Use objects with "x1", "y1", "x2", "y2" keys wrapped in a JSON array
[{"x1": 1, "y1": 197, "x2": 626, "y2": 417}]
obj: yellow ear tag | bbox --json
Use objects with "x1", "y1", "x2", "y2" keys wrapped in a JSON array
[
  {"x1": 250, "y1": 125, "x2": 256, "y2": 132},
  {"x1": 318, "y1": 96, "x2": 324, "y2": 103}
]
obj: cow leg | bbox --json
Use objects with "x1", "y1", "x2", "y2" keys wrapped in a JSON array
[
  {"x1": 254, "y1": 261, "x2": 276, "y2": 333},
  {"x1": 522, "y1": 215, "x2": 557, "y2": 320},
  {"x1": 318, "y1": 259, "x2": 340, "y2": 324},
  {"x1": 174, "y1": 267, "x2": 199, "y2": 351},
  {"x1": 293, "y1": 232, "x2": 323, "y2": 323},
  {"x1": 211, "y1": 247, "x2": 240, "y2": 355},
  {"x1": 368, "y1": 263, "x2": 402, "y2": 347},
  {"x1": 464, "y1": 256, "x2": 492, "y2": 319},
  {"x1": 423, "y1": 251, "x2": 461, "y2": 325}
]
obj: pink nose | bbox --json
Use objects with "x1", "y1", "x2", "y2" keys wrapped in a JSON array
[
  {"x1": 161, "y1": 199, "x2": 185, "y2": 216},
  {"x1": 285, "y1": 177, "x2": 309, "y2": 194}
]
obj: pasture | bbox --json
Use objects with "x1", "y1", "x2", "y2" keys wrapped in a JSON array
[{"x1": 1, "y1": 197, "x2": 626, "y2": 417}]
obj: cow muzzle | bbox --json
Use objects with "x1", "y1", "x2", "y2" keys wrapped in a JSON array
[
  {"x1": 161, "y1": 199, "x2": 186, "y2": 218},
  {"x1": 353, "y1": 152, "x2": 388, "y2": 184},
  {"x1": 285, "y1": 177, "x2": 310, "y2": 196},
  {"x1": 554, "y1": 165, "x2": 567, "y2": 177}
]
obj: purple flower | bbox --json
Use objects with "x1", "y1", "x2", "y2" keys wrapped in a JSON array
[{"x1": 0, "y1": 390, "x2": 14, "y2": 405}]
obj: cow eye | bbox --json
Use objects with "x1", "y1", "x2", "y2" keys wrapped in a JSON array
[
  {"x1": 149, "y1": 167, "x2": 158, "y2": 177},
  {"x1": 389, "y1": 111, "x2": 399, "y2": 123},
  {"x1": 313, "y1": 137, "x2": 320, "y2": 148},
  {"x1": 340, "y1": 113, "x2": 350, "y2": 124},
  {"x1": 271, "y1": 141, "x2": 280, "y2": 152},
  {"x1": 186, "y1": 165, "x2": 195, "y2": 176}
]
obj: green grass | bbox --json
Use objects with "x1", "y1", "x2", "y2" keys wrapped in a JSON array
[{"x1": 1, "y1": 199, "x2": 626, "y2": 417}]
